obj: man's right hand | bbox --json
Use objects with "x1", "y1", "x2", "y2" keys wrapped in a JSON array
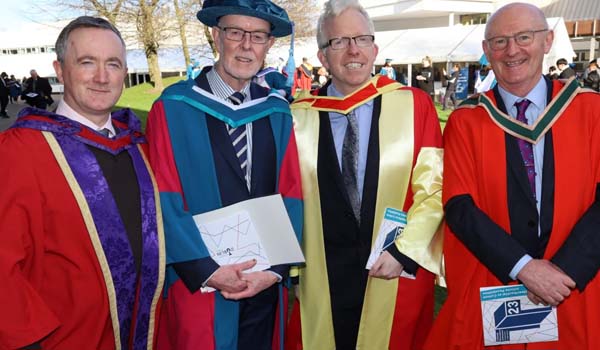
[
  {"x1": 206, "y1": 259, "x2": 257, "y2": 294},
  {"x1": 517, "y1": 259, "x2": 575, "y2": 306}
]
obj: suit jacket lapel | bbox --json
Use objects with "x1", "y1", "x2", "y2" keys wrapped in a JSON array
[
  {"x1": 539, "y1": 77, "x2": 555, "y2": 254},
  {"x1": 249, "y1": 83, "x2": 274, "y2": 196},
  {"x1": 359, "y1": 95, "x2": 381, "y2": 233},
  {"x1": 196, "y1": 69, "x2": 247, "y2": 184},
  {"x1": 493, "y1": 87, "x2": 536, "y2": 206},
  {"x1": 319, "y1": 108, "x2": 353, "y2": 210}
]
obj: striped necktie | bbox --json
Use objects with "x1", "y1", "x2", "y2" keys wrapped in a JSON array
[
  {"x1": 515, "y1": 99, "x2": 536, "y2": 199},
  {"x1": 227, "y1": 92, "x2": 249, "y2": 176}
]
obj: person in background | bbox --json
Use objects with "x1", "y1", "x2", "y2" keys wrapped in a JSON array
[
  {"x1": 379, "y1": 58, "x2": 396, "y2": 80},
  {"x1": 474, "y1": 65, "x2": 496, "y2": 93},
  {"x1": 442, "y1": 63, "x2": 460, "y2": 110},
  {"x1": 287, "y1": 0, "x2": 443, "y2": 349},
  {"x1": 255, "y1": 58, "x2": 293, "y2": 101},
  {"x1": 545, "y1": 65, "x2": 559, "y2": 80},
  {"x1": 7, "y1": 74, "x2": 21, "y2": 104},
  {"x1": 317, "y1": 66, "x2": 329, "y2": 86},
  {"x1": 426, "y1": 3, "x2": 600, "y2": 349},
  {"x1": 21, "y1": 69, "x2": 53, "y2": 109},
  {"x1": 292, "y1": 56, "x2": 314, "y2": 95},
  {"x1": 0, "y1": 72, "x2": 9, "y2": 118},
  {"x1": 556, "y1": 57, "x2": 575, "y2": 79},
  {"x1": 145, "y1": 1, "x2": 302, "y2": 349},
  {"x1": 583, "y1": 59, "x2": 600, "y2": 92},
  {"x1": 0, "y1": 16, "x2": 164, "y2": 349},
  {"x1": 416, "y1": 55, "x2": 434, "y2": 100}
]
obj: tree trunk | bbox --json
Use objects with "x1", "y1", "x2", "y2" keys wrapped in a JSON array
[
  {"x1": 173, "y1": 0, "x2": 191, "y2": 67},
  {"x1": 139, "y1": 0, "x2": 163, "y2": 91},
  {"x1": 198, "y1": 0, "x2": 218, "y2": 60},
  {"x1": 146, "y1": 45, "x2": 163, "y2": 91},
  {"x1": 204, "y1": 25, "x2": 218, "y2": 60}
]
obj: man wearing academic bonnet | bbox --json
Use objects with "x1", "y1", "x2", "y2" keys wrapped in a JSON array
[
  {"x1": 145, "y1": 0, "x2": 302, "y2": 349},
  {"x1": 426, "y1": 3, "x2": 600, "y2": 349}
]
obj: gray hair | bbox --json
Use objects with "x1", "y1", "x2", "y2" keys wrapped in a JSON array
[
  {"x1": 55, "y1": 16, "x2": 126, "y2": 64},
  {"x1": 316, "y1": 0, "x2": 375, "y2": 49}
]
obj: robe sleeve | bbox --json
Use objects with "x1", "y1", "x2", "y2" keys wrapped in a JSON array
[
  {"x1": 0, "y1": 132, "x2": 59, "y2": 349},
  {"x1": 145, "y1": 101, "x2": 219, "y2": 293},
  {"x1": 393, "y1": 89, "x2": 444, "y2": 275}
]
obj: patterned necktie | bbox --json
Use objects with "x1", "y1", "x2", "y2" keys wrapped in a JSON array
[
  {"x1": 342, "y1": 110, "x2": 361, "y2": 222},
  {"x1": 227, "y1": 92, "x2": 249, "y2": 176},
  {"x1": 515, "y1": 99, "x2": 536, "y2": 199}
]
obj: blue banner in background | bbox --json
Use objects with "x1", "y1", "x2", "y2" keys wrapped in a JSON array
[{"x1": 456, "y1": 67, "x2": 469, "y2": 100}]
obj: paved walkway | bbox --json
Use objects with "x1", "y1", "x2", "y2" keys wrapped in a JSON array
[{"x1": 0, "y1": 95, "x2": 62, "y2": 132}]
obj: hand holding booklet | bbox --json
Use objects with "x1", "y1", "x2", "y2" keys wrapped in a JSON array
[
  {"x1": 365, "y1": 207, "x2": 415, "y2": 279},
  {"x1": 192, "y1": 194, "x2": 305, "y2": 292}
]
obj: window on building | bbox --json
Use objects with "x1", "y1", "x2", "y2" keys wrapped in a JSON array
[{"x1": 460, "y1": 13, "x2": 488, "y2": 25}]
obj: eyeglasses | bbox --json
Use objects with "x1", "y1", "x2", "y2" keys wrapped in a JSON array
[
  {"x1": 217, "y1": 26, "x2": 271, "y2": 44},
  {"x1": 321, "y1": 35, "x2": 375, "y2": 50},
  {"x1": 485, "y1": 29, "x2": 548, "y2": 51}
]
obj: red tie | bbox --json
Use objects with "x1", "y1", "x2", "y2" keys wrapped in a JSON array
[{"x1": 515, "y1": 99, "x2": 535, "y2": 199}]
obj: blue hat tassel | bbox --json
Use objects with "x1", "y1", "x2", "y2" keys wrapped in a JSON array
[{"x1": 285, "y1": 21, "x2": 295, "y2": 87}]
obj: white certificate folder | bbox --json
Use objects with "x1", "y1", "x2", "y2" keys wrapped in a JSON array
[{"x1": 192, "y1": 194, "x2": 305, "y2": 270}]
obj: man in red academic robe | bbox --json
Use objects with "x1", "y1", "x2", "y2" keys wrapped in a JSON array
[
  {"x1": 0, "y1": 17, "x2": 164, "y2": 349},
  {"x1": 292, "y1": 57, "x2": 313, "y2": 96},
  {"x1": 425, "y1": 3, "x2": 600, "y2": 350}
]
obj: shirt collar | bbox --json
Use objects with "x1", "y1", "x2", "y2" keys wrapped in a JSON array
[
  {"x1": 56, "y1": 99, "x2": 115, "y2": 136},
  {"x1": 498, "y1": 76, "x2": 547, "y2": 118},
  {"x1": 206, "y1": 66, "x2": 251, "y2": 102}
]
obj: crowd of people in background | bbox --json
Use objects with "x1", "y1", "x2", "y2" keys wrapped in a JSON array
[
  {"x1": 280, "y1": 54, "x2": 600, "y2": 105},
  {"x1": 545, "y1": 58, "x2": 600, "y2": 91},
  {"x1": 0, "y1": 69, "x2": 54, "y2": 118}
]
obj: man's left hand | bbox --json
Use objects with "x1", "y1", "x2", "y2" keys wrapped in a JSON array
[
  {"x1": 221, "y1": 271, "x2": 278, "y2": 300},
  {"x1": 369, "y1": 251, "x2": 404, "y2": 280}
]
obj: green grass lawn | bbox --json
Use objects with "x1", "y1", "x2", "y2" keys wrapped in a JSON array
[{"x1": 114, "y1": 76, "x2": 184, "y2": 129}]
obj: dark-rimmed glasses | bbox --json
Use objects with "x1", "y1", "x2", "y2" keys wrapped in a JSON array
[
  {"x1": 217, "y1": 26, "x2": 271, "y2": 44},
  {"x1": 485, "y1": 29, "x2": 548, "y2": 51},
  {"x1": 321, "y1": 35, "x2": 375, "y2": 50}
]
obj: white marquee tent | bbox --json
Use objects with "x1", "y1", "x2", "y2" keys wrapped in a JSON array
[{"x1": 273, "y1": 17, "x2": 574, "y2": 74}]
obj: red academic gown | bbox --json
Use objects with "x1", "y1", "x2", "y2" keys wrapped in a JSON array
[
  {"x1": 425, "y1": 80, "x2": 600, "y2": 349},
  {"x1": 0, "y1": 110, "x2": 163, "y2": 350},
  {"x1": 292, "y1": 64, "x2": 313, "y2": 96}
]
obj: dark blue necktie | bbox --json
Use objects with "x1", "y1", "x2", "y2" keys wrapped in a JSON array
[{"x1": 98, "y1": 128, "x2": 111, "y2": 138}]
